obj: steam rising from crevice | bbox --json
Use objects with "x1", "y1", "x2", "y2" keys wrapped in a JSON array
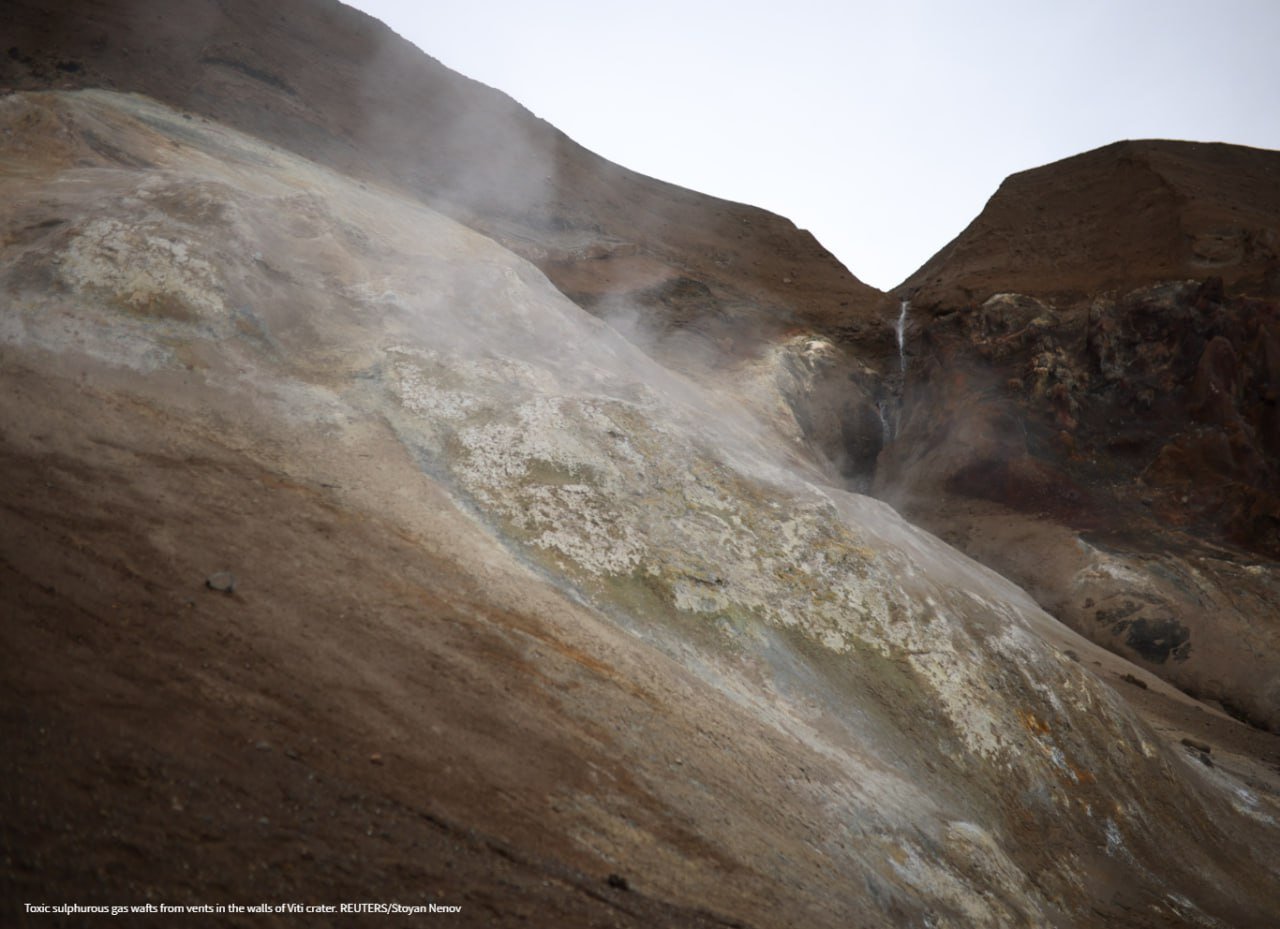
[{"x1": 896, "y1": 297, "x2": 910, "y2": 374}]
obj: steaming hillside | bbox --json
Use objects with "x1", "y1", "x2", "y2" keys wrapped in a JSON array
[
  {"x1": 2, "y1": 0, "x2": 886, "y2": 354},
  {"x1": 4, "y1": 2, "x2": 1280, "y2": 928},
  {"x1": 4, "y1": 85, "x2": 1280, "y2": 929}
]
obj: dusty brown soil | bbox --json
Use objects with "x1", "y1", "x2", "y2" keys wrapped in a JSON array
[
  {"x1": 7, "y1": 353, "x2": 1277, "y2": 928},
  {"x1": 0, "y1": 365, "x2": 766, "y2": 929},
  {"x1": 6, "y1": 373, "x2": 1278, "y2": 928}
]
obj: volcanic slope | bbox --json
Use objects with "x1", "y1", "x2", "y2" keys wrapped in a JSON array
[
  {"x1": 4, "y1": 88, "x2": 1280, "y2": 929},
  {"x1": 1, "y1": 0, "x2": 887, "y2": 357},
  {"x1": 2, "y1": 0, "x2": 903, "y2": 496}
]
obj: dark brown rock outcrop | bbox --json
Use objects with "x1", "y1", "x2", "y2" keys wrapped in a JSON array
[{"x1": 880, "y1": 143, "x2": 1280, "y2": 733}]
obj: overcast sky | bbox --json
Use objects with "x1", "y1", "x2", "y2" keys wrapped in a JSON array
[{"x1": 347, "y1": 0, "x2": 1280, "y2": 291}]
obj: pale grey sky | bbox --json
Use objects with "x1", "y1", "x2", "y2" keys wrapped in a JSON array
[{"x1": 348, "y1": 0, "x2": 1280, "y2": 290}]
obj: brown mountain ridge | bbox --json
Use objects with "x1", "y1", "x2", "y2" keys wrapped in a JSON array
[{"x1": 902, "y1": 138, "x2": 1280, "y2": 307}]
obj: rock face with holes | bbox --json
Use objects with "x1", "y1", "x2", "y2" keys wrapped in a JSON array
[{"x1": 3, "y1": 87, "x2": 1280, "y2": 929}]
